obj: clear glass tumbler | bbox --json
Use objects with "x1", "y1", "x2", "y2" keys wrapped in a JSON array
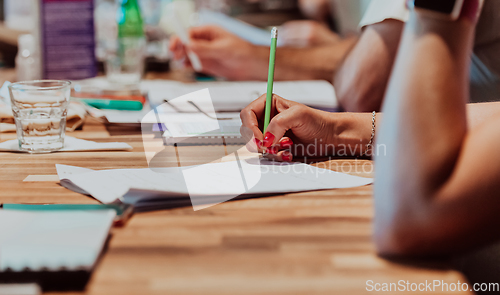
[{"x1": 9, "y1": 80, "x2": 71, "y2": 153}]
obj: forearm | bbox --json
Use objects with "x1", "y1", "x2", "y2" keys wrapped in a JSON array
[
  {"x1": 274, "y1": 37, "x2": 357, "y2": 81},
  {"x1": 374, "y1": 13, "x2": 476, "y2": 254},
  {"x1": 334, "y1": 20, "x2": 404, "y2": 112},
  {"x1": 244, "y1": 37, "x2": 356, "y2": 82}
]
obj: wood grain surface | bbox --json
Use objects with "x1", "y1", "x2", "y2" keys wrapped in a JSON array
[{"x1": 0, "y1": 70, "x2": 473, "y2": 294}]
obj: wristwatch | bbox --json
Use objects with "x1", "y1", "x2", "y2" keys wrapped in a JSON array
[{"x1": 408, "y1": 0, "x2": 465, "y2": 20}]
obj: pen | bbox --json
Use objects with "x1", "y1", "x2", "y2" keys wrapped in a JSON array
[
  {"x1": 172, "y1": 4, "x2": 203, "y2": 72},
  {"x1": 263, "y1": 27, "x2": 278, "y2": 133}
]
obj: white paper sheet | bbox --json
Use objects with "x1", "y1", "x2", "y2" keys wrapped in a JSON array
[
  {"x1": 0, "y1": 136, "x2": 132, "y2": 153},
  {"x1": 57, "y1": 160, "x2": 373, "y2": 209},
  {"x1": 0, "y1": 210, "x2": 115, "y2": 272}
]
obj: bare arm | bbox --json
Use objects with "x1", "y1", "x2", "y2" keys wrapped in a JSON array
[
  {"x1": 275, "y1": 37, "x2": 357, "y2": 81},
  {"x1": 170, "y1": 26, "x2": 356, "y2": 82},
  {"x1": 373, "y1": 1, "x2": 500, "y2": 256},
  {"x1": 334, "y1": 20, "x2": 404, "y2": 112},
  {"x1": 240, "y1": 38, "x2": 357, "y2": 82},
  {"x1": 368, "y1": 102, "x2": 500, "y2": 137}
]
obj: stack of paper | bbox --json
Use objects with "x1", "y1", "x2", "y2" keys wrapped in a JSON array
[{"x1": 56, "y1": 160, "x2": 373, "y2": 211}]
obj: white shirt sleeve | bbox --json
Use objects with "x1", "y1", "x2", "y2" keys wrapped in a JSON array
[
  {"x1": 359, "y1": 0, "x2": 409, "y2": 29},
  {"x1": 359, "y1": 0, "x2": 485, "y2": 29}
]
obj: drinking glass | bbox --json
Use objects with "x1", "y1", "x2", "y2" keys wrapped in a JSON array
[{"x1": 9, "y1": 80, "x2": 71, "y2": 153}]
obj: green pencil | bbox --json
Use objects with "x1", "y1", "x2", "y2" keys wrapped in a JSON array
[{"x1": 263, "y1": 27, "x2": 278, "y2": 133}]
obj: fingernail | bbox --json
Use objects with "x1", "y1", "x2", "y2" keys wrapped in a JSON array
[
  {"x1": 280, "y1": 138, "x2": 293, "y2": 149},
  {"x1": 254, "y1": 138, "x2": 263, "y2": 149},
  {"x1": 460, "y1": 0, "x2": 480, "y2": 22},
  {"x1": 282, "y1": 151, "x2": 292, "y2": 162},
  {"x1": 263, "y1": 132, "x2": 275, "y2": 148}
]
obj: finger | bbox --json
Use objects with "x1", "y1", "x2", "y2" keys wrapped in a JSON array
[
  {"x1": 240, "y1": 94, "x2": 268, "y2": 140},
  {"x1": 189, "y1": 25, "x2": 223, "y2": 41},
  {"x1": 243, "y1": 94, "x2": 267, "y2": 121},
  {"x1": 263, "y1": 106, "x2": 305, "y2": 148},
  {"x1": 279, "y1": 137, "x2": 294, "y2": 149},
  {"x1": 265, "y1": 137, "x2": 293, "y2": 154},
  {"x1": 245, "y1": 137, "x2": 264, "y2": 153},
  {"x1": 240, "y1": 125, "x2": 264, "y2": 153},
  {"x1": 243, "y1": 94, "x2": 296, "y2": 148},
  {"x1": 279, "y1": 150, "x2": 293, "y2": 162},
  {"x1": 239, "y1": 124, "x2": 265, "y2": 154},
  {"x1": 240, "y1": 118, "x2": 264, "y2": 152},
  {"x1": 169, "y1": 37, "x2": 187, "y2": 60},
  {"x1": 188, "y1": 40, "x2": 222, "y2": 59},
  {"x1": 264, "y1": 149, "x2": 293, "y2": 162},
  {"x1": 274, "y1": 95, "x2": 299, "y2": 113},
  {"x1": 168, "y1": 36, "x2": 178, "y2": 52},
  {"x1": 242, "y1": 94, "x2": 293, "y2": 127}
]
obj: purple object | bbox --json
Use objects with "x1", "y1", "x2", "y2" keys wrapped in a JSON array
[
  {"x1": 40, "y1": 0, "x2": 97, "y2": 80},
  {"x1": 152, "y1": 123, "x2": 167, "y2": 132}
]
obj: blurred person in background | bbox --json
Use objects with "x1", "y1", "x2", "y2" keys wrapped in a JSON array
[
  {"x1": 334, "y1": 0, "x2": 500, "y2": 112},
  {"x1": 168, "y1": 0, "x2": 370, "y2": 81}
]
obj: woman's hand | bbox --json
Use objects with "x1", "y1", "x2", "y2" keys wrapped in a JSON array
[{"x1": 240, "y1": 94, "x2": 375, "y2": 161}]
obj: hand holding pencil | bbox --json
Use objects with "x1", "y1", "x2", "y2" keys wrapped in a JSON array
[
  {"x1": 240, "y1": 94, "x2": 374, "y2": 160},
  {"x1": 240, "y1": 27, "x2": 374, "y2": 160}
]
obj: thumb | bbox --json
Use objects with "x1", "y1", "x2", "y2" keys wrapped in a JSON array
[{"x1": 262, "y1": 107, "x2": 303, "y2": 148}]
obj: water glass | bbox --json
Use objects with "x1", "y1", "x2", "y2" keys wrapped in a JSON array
[{"x1": 9, "y1": 80, "x2": 71, "y2": 153}]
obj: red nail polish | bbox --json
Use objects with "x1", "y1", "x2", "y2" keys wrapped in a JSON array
[
  {"x1": 263, "y1": 132, "x2": 275, "y2": 148},
  {"x1": 280, "y1": 138, "x2": 293, "y2": 149},
  {"x1": 282, "y1": 151, "x2": 292, "y2": 162},
  {"x1": 460, "y1": 0, "x2": 480, "y2": 22},
  {"x1": 254, "y1": 138, "x2": 263, "y2": 149}
]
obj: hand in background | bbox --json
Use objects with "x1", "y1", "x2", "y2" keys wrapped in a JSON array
[
  {"x1": 168, "y1": 25, "x2": 266, "y2": 80},
  {"x1": 280, "y1": 20, "x2": 340, "y2": 48},
  {"x1": 240, "y1": 94, "x2": 374, "y2": 161}
]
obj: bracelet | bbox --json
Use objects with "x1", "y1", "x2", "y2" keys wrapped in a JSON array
[{"x1": 362, "y1": 111, "x2": 376, "y2": 157}]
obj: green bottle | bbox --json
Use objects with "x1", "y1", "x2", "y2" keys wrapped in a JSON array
[
  {"x1": 118, "y1": 0, "x2": 144, "y2": 38},
  {"x1": 113, "y1": 0, "x2": 146, "y2": 84}
]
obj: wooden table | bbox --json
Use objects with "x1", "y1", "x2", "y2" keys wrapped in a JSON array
[{"x1": 0, "y1": 72, "x2": 474, "y2": 295}]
